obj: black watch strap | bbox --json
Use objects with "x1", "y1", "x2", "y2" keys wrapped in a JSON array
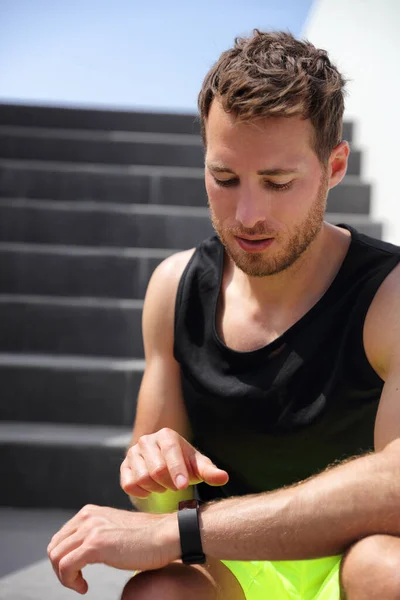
[{"x1": 178, "y1": 499, "x2": 206, "y2": 565}]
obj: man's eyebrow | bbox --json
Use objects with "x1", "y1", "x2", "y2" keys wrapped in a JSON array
[
  {"x1": 257, "y1": 168, "x2": 299, "y2": 176},
  {"x1": 206, "y1": 163, "x2": 299, "y2": 176},
  {"x1": 206, "y1": 163, "x2": 235, "y2": 174}
]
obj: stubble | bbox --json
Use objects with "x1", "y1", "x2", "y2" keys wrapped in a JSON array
[{"x1": 208, "y1": 174, "x2": 329, "y2": 278}]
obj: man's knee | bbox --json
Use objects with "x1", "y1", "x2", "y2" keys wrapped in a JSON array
[
  {"x1": 120, "y1": 563, "x2": 217, "y2": 600},
  {"x1": 340, "y1": 534, "x2": 400, "y2": 599},
  {"x1": 120, "y1": 568, "x2": 183, "y2": 600}
]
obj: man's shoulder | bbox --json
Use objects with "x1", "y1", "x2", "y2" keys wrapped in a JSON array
[
  {"x1": 142, "y1": 249, "x2": 195, "y2": 313},
  {"x1": 364, "y1": 261, "x2": 400, "y2": 380},
  {"x1": 147, "y1": 236, "x2": 221, "y2": 303},
  {"x1": 160, "y1": 236, "x2": 221, "y2": 279},
  {"x1": 158, "y1": 248, "x2": 197, "y2": 280}
]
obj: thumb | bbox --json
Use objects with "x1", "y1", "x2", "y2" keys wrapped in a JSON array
[{"x1": 190, "y1": 452, "x2": 229, "y2": 487}]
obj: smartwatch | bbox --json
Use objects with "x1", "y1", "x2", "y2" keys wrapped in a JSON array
[{"x1": 178, "y1": 499, "x2": 206, "y2": 565}]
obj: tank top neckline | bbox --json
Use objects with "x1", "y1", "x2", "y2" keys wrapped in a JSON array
[{"x1": 211, "y1": 224, "x2": 357, "y2": 357}]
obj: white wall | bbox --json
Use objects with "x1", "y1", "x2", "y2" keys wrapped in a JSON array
[{"x1": 303, "y1": 0, "x2": 400, "y2": 244}]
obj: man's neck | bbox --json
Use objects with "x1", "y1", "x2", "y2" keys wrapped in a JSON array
[{"x1": 225, "y1": 223, "x2": 352, "y2": 315}]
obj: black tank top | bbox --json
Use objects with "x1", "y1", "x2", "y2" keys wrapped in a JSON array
[{"x1": 173, "y1": 225, "x2": 400, "y2": 502}]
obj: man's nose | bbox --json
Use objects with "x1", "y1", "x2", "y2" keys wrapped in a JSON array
[{"x1": 235, "y1": 190, "x2": 270, "y2": 229}]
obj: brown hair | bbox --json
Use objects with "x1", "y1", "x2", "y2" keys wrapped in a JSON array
[{"x1": 198, "y1": 30, "x2": 346, "y2": 165}]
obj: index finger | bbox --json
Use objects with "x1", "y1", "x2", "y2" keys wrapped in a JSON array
[{"x1": 157, "y1": 432, "x2": 193, "y2": 489}]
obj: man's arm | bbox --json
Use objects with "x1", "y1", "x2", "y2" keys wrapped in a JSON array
[
  {"x1": 159, "y1": 262, "x2": 400, "y2": 561},
  {"x1": 124, "y1": 249, "x2": 196, "y2": 513},
  {"x1": 196, "y1": 437, "x2": 400, "y2": 561},
  {"x1": 46, "y1": 433, "x2": 400, "y2": 584}
]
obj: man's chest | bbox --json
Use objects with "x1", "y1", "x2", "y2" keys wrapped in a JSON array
[{"x1": 216, "y1": 294, "x2": 311, "y2": 353}]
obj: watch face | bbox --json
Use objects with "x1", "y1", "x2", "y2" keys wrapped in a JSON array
[{"x1": 178, "y1": 499, "x2": 199, "y2": 510}]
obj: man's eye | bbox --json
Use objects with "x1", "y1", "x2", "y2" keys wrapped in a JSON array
[
  {"x1": 213, "y1": 177, "x2": 293, "y2": 191},
  {"x1": 213, "y1": 177, "x2": 239, "y2": 187},
  {"x1": 265, "y1": 181, "x2": 293, "y2": 191}
]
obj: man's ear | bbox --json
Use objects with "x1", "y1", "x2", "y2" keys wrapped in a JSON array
[{"x1": 327, "y1": 141, "x2": 350, "y2": 190}]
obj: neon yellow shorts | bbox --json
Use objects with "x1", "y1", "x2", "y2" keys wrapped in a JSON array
[{"x1": 221, "y1": 555, "x2": 342, "y2": 600}]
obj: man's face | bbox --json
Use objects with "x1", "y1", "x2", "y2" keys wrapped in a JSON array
[{"x1": 204, "y1": 99, "x2": 330, "y2": 277}]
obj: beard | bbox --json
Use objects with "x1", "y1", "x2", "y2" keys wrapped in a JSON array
[{"x1": 208, "y1": 173, "x2": 329, "y2": 278}]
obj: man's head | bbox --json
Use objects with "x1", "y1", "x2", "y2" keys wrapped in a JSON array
[{"x1": 199, "y1": 30, "x2": 349, "y2": 277}]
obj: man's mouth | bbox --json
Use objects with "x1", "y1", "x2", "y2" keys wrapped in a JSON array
[{"x1": 235, "y1": 236, "x2": 274, "y2": 252}]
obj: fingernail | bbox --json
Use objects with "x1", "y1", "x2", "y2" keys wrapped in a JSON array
[{"x1": 175, "y1": 475, "x2": 187, "y2": 488}]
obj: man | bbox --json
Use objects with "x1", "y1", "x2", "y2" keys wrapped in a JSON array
[{"x1": 48, "y1": 30, "x2": 400, "y2": 599}]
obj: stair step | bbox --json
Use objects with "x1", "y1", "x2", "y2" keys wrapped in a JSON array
[
  {"x1": 0, "y1": 102, "x2": 202, "y2": 135},
  {"x1": 0, "y1": 242, "x2": 169, "y2": 298},
  {"x1": 0, "y1": 199, "x2": 215, "y2": 248},
  {"x1": 0, "y1": 103, "x2": 355, "y2": 142},
  {"x1": 0, "y1": 199, "x2": 380, "y2": 249},
  {"x1": 0, "y1": 422, "x2": 132, "y2": 509},
  {"x1": 0, "y1": 295, "x2": 144, "y2": 357},
  {"x1": 0, "y1": 353, "x2": 144, "y2": 426},
  {"x1": 0, "y1": 126, "x2": 206, "y2": 169},
  {"x1": 0, "y1": 421, "x2": 131, "y2": 446},
  {"x1": 0, "y1": 160, "x2": 369, "y2": 210}
]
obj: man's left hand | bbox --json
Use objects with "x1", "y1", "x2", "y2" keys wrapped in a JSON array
[{"x1": 47, "y1": 504, "x2": 180, "y2": 595}]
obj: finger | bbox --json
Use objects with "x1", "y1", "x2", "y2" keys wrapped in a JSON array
[
  {"x1": 48, "y1": 522, "x2": 78, "y2": 556},
  {"x1": 157, "y1": 435, "x2": 191, "y2": 489},
  {"x1": 138, "y1": 437, "x2": 177, "y2": 489},
  {"x1": 120, "y1": 462, "x2": 154, "y2": 498},
  {"x1": 121, "y1": 454, "x2": 158, "y2": 496},
  {"x1": 188, "y1": 451, "x2": 229, "y2": 486},
  {"x1": 120, "y1": 464, "x2": 153, "y2": 498},
  {"x1": 48, "y1": 530, "x2": 86, "y2": 591},
  {"x1": 126, "y1": 448, "x2": 169, "y2": 494},
  {"x1": 58, "y1": 545, "x2": 91, "y2": 594}
]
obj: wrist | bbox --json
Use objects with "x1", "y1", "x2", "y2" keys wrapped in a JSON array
[{"x1": 158, "y1": 512, "x2": 182, "y2": 563}]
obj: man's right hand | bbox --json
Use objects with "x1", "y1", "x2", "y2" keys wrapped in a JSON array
[{"x1": 120, "y1": 427, "x2": 229, "y2": 499}]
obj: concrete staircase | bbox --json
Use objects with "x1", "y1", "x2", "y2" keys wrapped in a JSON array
[{"x1": 0, "y1": 104, "x2": 382, "y2": 513}]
